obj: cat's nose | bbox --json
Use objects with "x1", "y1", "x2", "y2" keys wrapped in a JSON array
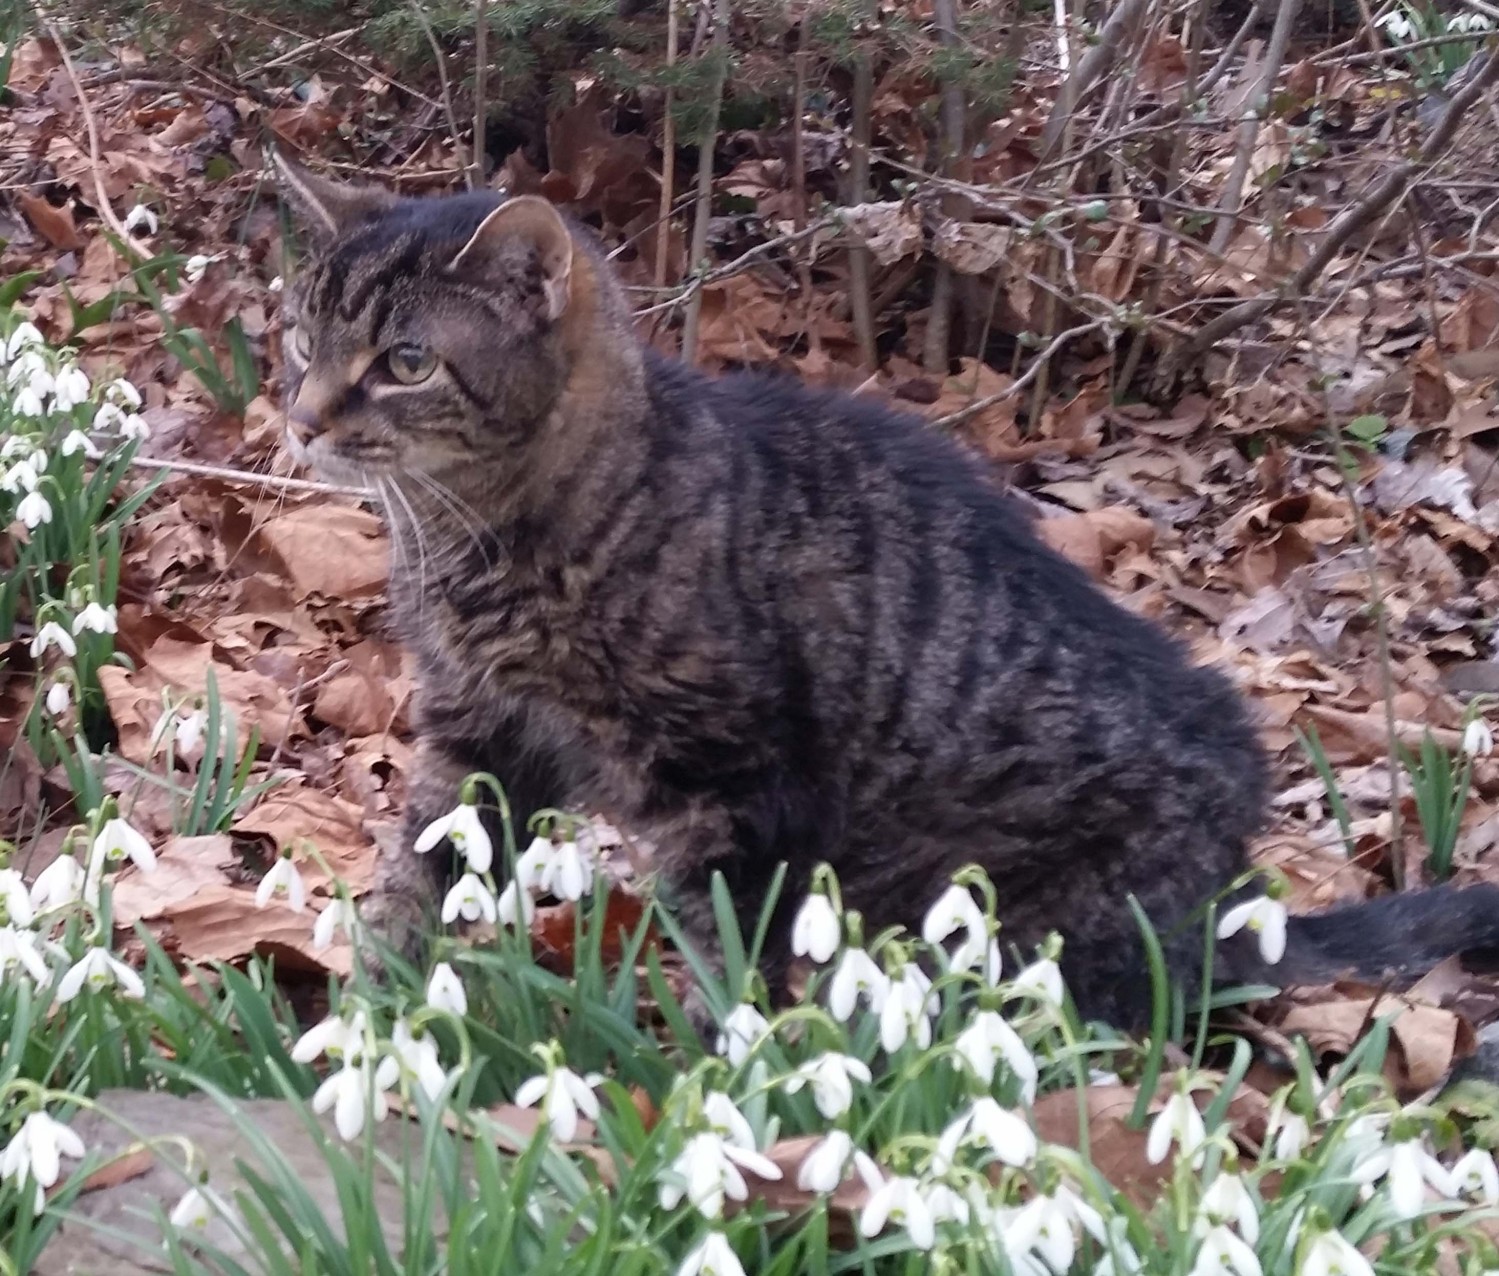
[{"x1": 286, "y1": 404, "x2": 324, "y2": 446}]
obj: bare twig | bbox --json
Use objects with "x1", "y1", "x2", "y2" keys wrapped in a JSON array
[
  {"x1": 471, "y1": 0, "x2": 490, "y2": 187},
  {"x1": 923, "y1": 0, "x2": 964, "y2": 375},
  {"x1": 934, "y1": 320, "x2": 1111, "y2": 428},
  {"x1": 654, "y1": 0, "x2": 682, "y2": 292},
  {"x1": 846, "y1": 6, "x2": 879, "y2": 370},
  {"x1": 128, "y1": 454, "x2": 371, "y2": 497},
  {"x1": 1209, "y1": 0, "x2": 1304, "y2": 256},
  {"x1": 410, "y1": 4, "x2": 472, "y2": 189},
  {"x1": 42, "y1": 21, "x2": 153, "y2": 259},
  {"x1": 680, "y1": 0, "x2": 731, "y2": 364},
  {"x1": 1039, "y1": 0, "x2": 1153, "y2": 155}
]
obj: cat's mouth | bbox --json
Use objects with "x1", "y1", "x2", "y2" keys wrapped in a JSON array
[{"x1": 285, "y1": 427, "x2": 399, "y2": 489}]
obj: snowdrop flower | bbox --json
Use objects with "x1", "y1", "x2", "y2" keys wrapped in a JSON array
[
  {"x1": 29, "y1": 854, "x2": 85, "y2": 914},
  {"x1": 183, "y1": 254, "x2": 217, "y2": 284},
  {"x1": 676, "y1": 1230, "x2": 744, "y2": 1276},
  {"x1": 782, "y1": 1052, "x2": 871, "y2": 1119},
  {"x1": 1353, "y1": 1133, "x2": 1455, "y2": 1219},
  {"x1": 168, "y1": 1182, "x2": 233, "y2": 1232},
  {"x1": 1451, "y1": 1147, "x2": 1499, "y2": 1205},
  {"x1": 173, "y1": 709, "x2": 206, "y2": 758},
  {"x1": 702, "y1": 1091, "x2": 759, "y2": 1153},
  {"x1": 57, "y1": 945, "x2": 146, "y2": 1001},
  {"x1": 934, "y1": 1097, "x2": 1037, "y2": 1172},
  {"x1": 496, "y1": 879, "x2": 534, "y2": 927},
  {"x1": 4, "y1": 321, "x2": 44, "y2": 360},
  {"x1": 0, "y1": 868, "x2": 35, "y2": 927},
  {"x1": 29, "y1": 621, "x2": 76, "y2": 659},
  {"x1": 1005, "y1": 1186, "x2": 1108, "y2": 1274},
  {"x1": 790, "y1": 890, "x2": 840, "y2": 963},
  {"x1": 0, "y1": 1110, "x2": 86, "y2": 1215},
  {"x1": 1191, "y1": 1224, "x2": 1262, "y2": 1276},
  {"x1": 797, "y1": 1130, "x2": 857, "y2": 1193},
  {"x1": 1217, "y1": 895, "x2": 1287, "y2": 965},
  {"x1": 268, "y1": 275, "x2": 285, "y2": 293},
  {"x1": 1009, "y1": 956, "x2": 1065, "y2": 1006},
  {"x1": 514, "y1": 1062, "x2": 602, "y2": 1142},
  {"x1": 1269, "y1": 1108, "x2": 1311, "y2": 1160},
  {"x1": 45, "y1": 679, "x2": 71, "y2": 717},
  {"x1": 828, "y1": 945, "x2": 888, "y2": 1020},
  {"x1": 119, "y1": 413, "x2": 150, "y2": 440},
  {"x1": 12, "y1": 385, "x2": 45, "y2": 417},
  {"x1": 59, "y1": 429, "x2": 100, "y2": 459},
  {"x1": 389, "y1": 1018, "x2": 448, "y2": 1101},
  {"x1": 441, "y1": 872, "x2": 497, "y2": 924},
  {"x1": 52, "y1": 364, "x2": 90, "y2": 411},
  {"x1": 104, "y1": 377, "x2": 142, "y2": 408},
  {"x1": 312, "y1": 897, "x2": 356, "y2": 950},
  {"x1": 659, "y1": 1129, "x2": 781, "y2": 1219},
  {"x1": 715, "y1": 1000, "x2": 771, "y2": 1066},
  {"x1": 860, "y1": 1175, "x2": 935, "y2": 1251},
  {"x1": 93, "y1": 402, "x2": 127, "y2": 432},
  {"x1": 1464, "y1": 717, "x2": 1494, "y2": 758},
  {"x1": 415, "y1": 801, "x2": 492, "y2": 873},
  {"x1": 16, "y1": 489, "x2": 51, "y2": 528},
  {"x1": 0, "y1": 925, "x2": 51, "y2": 984},
  {"x1": 90, "y1": 815, "x2": 157, "y2": 875},
  {"x1": 122, "y1": 203, "x2": 159, "y2": 236},
  {"x1": 426, "y1": 961, "x2": 468, "y2": 1016},
  {"x1": 2, "y1": 458, "x2": 40, "y2": 491},
  {"x1": 255, "y1": 853, "x2": 306, "y2": 912},
  {"x1": 1200, "y1": 1170, "x2": 1259, "y2": 1241},
  {"x1": 1376, "y1": 9, "x2": 1414, "y2": 39},
  {"x1": 312, "y1": 1054, "x2": 401, "y2": 1141},
  {"x1": 953, "y1": 1009, "x2": 1038, "y2": 1099},
  {"x1": 922, "y1": 1182, "x2": 971, "y2": 1227},
  {"x1": 1300, "y1": 1227, "x2": 1375, "y2": 1276},
  {"x1": 1148, "y1": 1089, "x2": 1207, "y2": 1166},
  {"x1": 922, "y1": 882, "x2": 986, "y2": 949},
  {"x1": 879, "y1": 962, "x2": 935, "y2": 1053},
  {"x1": 73, "y1": 601, "x2": 118, "y2": 635},
  {"x1": 8, "y1": 348, "x2": 51, "y2": 388},
  {"x1": 291, "y1": 1009, "x2": 368, "y2": 1064},
  {"x1": 547, "y1": 838, "x2": 595, "y2": 900}
]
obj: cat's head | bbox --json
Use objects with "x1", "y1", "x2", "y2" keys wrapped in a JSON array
[{"x1": 273, "y1": 157, "x2": 606, "y2": 489}]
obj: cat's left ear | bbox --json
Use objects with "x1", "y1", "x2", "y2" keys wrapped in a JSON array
[{"x1": 451, "y1": 196, "x2": 574, "y2": 322}]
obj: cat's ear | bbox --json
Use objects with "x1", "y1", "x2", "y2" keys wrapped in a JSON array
[
  {"x1": 271, "y1": 152, "x2": 397, "y2": 242},
  {"x1": 451, "y1": 196, "x2": 574, "y2": 322}
]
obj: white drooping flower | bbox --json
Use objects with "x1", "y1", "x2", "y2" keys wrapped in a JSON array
[
  {"x1": 1269, "y1": 1108, "x2": 1311, "y2": 1160},
  {"x1": 1217, "y1": 895, "x2": 1288, "y2": 965},
  {"x1": 311, "y1": 1054, "x2": 401, "y2": 1141},
  {"x1": 59, "y1": 429, "x2": 100, "y2": 459},
  {"x1": 0, "y1": 868, "x2": 35, "y2": 927},
  {"x1": 255, "y1": 854, "x2": 306, "y2": 912},
  {"x1": 2, "y1": 457, "x2": 40, "y2": 492},
  {"x1": 29, "y1": 621, "x2": 76, "y2": 659},
  {"x1": 291, "y1": 1009, "x2": 369, "y2": 1065},
  {"x1": 73, "y1": 601, "x2": 118, "y2": 635},
  {"x1": 4, "y1": 321, "x2": 44, "y2": 360},
  {"x1": 122, "y1": 203, "x2": 159, "y2": 236},
  {"x1": 952, "y1": 1009, "x2": 1038, "y2": 1099},
  {"x1": 514, "y1": 832, "x2": 596, "y2": 901},
  {"x1": 1300, "y1": 1227, "x2": 1376, "y2": 1276},
  {"x1": 879, "y1": 962, "x2": 935, "y2": 1053},
  {"x1": 414, "y1": 801, "x2": 493, "y2": 874},
  {"x1": 17, "y1": 489, "x2": 51, "y2": 529},
  {"x1": 29, "y1": 854, "x2": 85, "y2": 914},
  {"x1": 1464, "y1": 717, "x2": 1494, "y2": 758},
  {"x1": 797, "y1": 1130, "x2": 856, "y2": 1193},
  {"x1": 103, "y1": 377, "x2": 142, "y2": 408},
  {"x1": 1147, "y1": 1089, "x2": 1207, "y2": 1167},
  {"x1": 8, "y1": 349, "x2": 51, "y2": 391},
  {"x1": 440, "y1": 872, "x2": 497, "y2": 924},
  {"x1": 922, "y1": 882, "x2": 986, "y2": 947},
  {"x1": 1375, "y1": 8, "x2": 1414, "y2": 40},
  {"x1": 1004, "y1": 1185, "x2": 1108, "y2": 1275},
  {"x1": 782, "y1": 1051, "x2": 872, "y2": 1119},
  {"x1": 45, "y1": 679, "x2": 71, "y2": 717},
  {"x1": 1190, "y1": 1224, "x2": 1262, "y2": 1276},
  {"x1": 312, "y1": 897, "x2": 357, "y2": 950},
  {"x1": 701, "y1": 1091, "x2": 760, "y2": 1154},
  {"x1": 715, "y1": 1001, "x2": 771, "y2": 1066},
  {"x1": 183, "y1": 254, "x2": 217, "y2": 284},
  {"x1": 425, "y1": 961, "x2": 468, "y2": 1016},
  {"x1": 173, "y1": 709, "x2": 207, "y2": 758},
  {"x1": 57, "y1": 945, "x2": 146, "y2": 1001},
  {"x1": 496, "y1": 879, "x2": 534, "y2": 928},
  {"x1": 659, "y1": 1129, "x2": 781, "y2": 1220},
  {"x1": 1450, "y1": 1147, "x2": 1499, "y2": 1206},
  {"x1": 934, "y1": 1096, "x2": 1037, "y2": 1172},
  {"x1": 12, "y1": 385, "x2": 45, "y2": 417},
  {"x1": 0, "y1": 925, "x2": 51, "y2": 985},
  {"x1": 1352, "y1": 1133, "x2": 1455, "y2": 1219},
  {"x1": 675, "y1": 1230, "x2": 745, "y2": 1276},
  {"x1": 389, "y1": 1018, "x2": 449, "y2": 1101},
  {"x1": 51, "y1": 364, "x2": 91, "y2": 412},
  {"x1": 119, "y1": 413, "x2": 150, "y2": 440},
  {"x1": 89, "y1": 815, "x2": 157, "y2": 877},
  {"x1": 1009, "y1": 956, "x2": 1065, "y2": 1007},
  {"x1": 1199, "y1": 1170, "x2": 1259, "y2": 1242},
  {"x1": 0, "y1": 1109, "x2": 86, "y2": 1215},
  {"x1": 859, "y1": 1175, "x2": 935, "y2": 1251},
  {"x1": 168, "y1": 1182, "x2": 234, "y2": 1233},
  {"x1": 827, "y1": 945, "x2": 888, "y2": 1021},
  {"x1": 790, "y1": 890, "x2": 841, "y2": 963},
  {"x1": 513, "y1": 1063, "x2": 603, "y2": 1143}
]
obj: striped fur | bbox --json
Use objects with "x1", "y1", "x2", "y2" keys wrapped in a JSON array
[{"x1": 277, "y1": 168, "x2": 1499, "y2": 1030}]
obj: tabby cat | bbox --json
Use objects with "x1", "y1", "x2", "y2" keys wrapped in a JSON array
[{"x1": 274, "y1": 157, "x2": 1499, "y2": 1029}]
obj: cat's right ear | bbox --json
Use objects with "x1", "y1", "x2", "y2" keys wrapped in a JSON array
[
  {"x1": 450, "y1": 196, "x2": 574, "y2": 322},
  {"x1": 270, "y1": 151, "x2": 397, "y2": 243}
]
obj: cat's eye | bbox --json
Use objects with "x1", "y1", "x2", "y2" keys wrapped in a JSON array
[
  {"x1": 387, "y1": 343, "x2": 438, "y2": 385},
  {"x1": 290, "y1": 325, "x2": 312, "y2": 363}
]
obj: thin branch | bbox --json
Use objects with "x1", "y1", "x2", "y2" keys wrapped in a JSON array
[
  {"x1": 128, "y1": 454, "x2": 371, "y2": 497},
  {"x1": 680, "y1": 0, "x2": 731, "y2": 364},
  {"x1": 654, "y1": 0, "x2": 682, "y2": 292},
  {"x1": 1038, "y1": 0, "x2": 1153, "y2": 155},
  {"x1": 410, "y1": 3, "x2": 472, "y2": 190},
  {"x1": 934, "y1": 320, "x2": 1110, "y2": 428},
  {"x1": 471, "y1": 0, "x2": 490, "y2": 187}
]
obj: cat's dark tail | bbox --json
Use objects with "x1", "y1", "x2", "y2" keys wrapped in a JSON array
[{"x1": 1223, "y1": 882, "x2": 1499, "y2": 989}]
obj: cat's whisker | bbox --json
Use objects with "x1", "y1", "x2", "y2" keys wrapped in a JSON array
[
  {"x1": 383, "y1": 474, "x2": 433, "y2": 631},
  {"x1": 408, "y1": 469, "x2": 495, "y2": 570}
]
